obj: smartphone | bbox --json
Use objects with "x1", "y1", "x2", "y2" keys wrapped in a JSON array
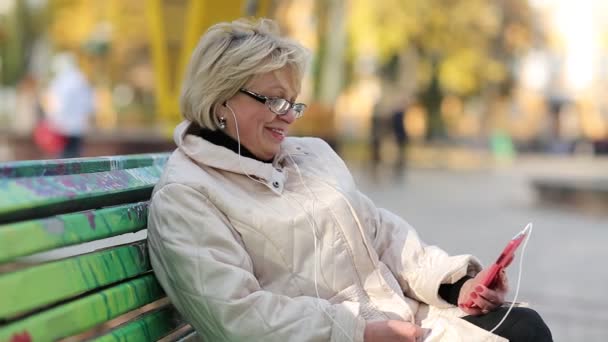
[{"x1": 464, "y1": 223, "x2": 532, "y2": 307}]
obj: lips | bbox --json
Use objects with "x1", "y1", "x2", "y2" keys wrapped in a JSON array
[
  {"x1": 266, "y1": 127, "x2": 286, "y2": 141},
  {"x1": 269, "y1": 127, "x2": 285, "y2": 137}
]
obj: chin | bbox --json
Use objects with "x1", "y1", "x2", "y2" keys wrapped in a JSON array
[{"x1": 263, "y1": 147, "x2": 280, "y2": 160}]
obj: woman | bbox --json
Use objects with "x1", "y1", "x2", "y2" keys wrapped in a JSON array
[{"x1": 147, "y1": 18, "x2": 552, "y2": 341}]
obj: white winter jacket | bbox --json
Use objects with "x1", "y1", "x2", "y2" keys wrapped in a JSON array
[{"x1": 147, "y1": 120, "x2": 507, "y2": 341}]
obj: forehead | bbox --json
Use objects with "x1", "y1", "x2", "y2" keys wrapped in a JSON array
[{"x1": 248, "y1": 67, "x2": 299, "y2": 96}]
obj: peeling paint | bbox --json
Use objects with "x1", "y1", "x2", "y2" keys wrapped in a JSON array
[
  {"x1": 10, "y1": 331, "x2": 31, "y2": 342},
  {"x1": 84, "y1": 211, "x2": 96, "y2": 230}
]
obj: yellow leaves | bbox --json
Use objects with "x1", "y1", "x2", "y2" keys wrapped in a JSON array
[
  {"x1": 50, "y1": 0, "x2": 99, "y2": 49},
  {"x1": 439, "y1": 49, "x2": 506, "y2": 95},
  {"x1": 485, "y1": 59, "x2": 507, "y2": 83},
  {"x1": 439, "y1": 49, "x2": 479, "y2": 94},
  {"x1": 348, "y1": 0, "x2": 420, "y2": 62},
  {"x1": 348, "y1": 0, "x2": 510, "y2": 63}
]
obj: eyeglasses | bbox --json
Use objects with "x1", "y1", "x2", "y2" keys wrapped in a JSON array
[{"x1": 239, "y1": 88, "x2": 306, "y2": 119}]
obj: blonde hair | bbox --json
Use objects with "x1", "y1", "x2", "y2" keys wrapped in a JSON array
[{"x1": 180, "y1": 18, "x2": 311, "y2": 129}]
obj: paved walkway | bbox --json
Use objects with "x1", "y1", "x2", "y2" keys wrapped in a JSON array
[{"x1": 349, "y1": 156, "x2": 608, "y2": 341}]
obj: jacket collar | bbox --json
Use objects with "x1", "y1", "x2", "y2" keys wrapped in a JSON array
[{"x1": 174, "y1": 121, "x2": 308, "y2": 190}]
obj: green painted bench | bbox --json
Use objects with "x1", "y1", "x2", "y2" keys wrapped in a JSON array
[{"x1": 0, "y1": 153, "x2": 198, "y2": 341}]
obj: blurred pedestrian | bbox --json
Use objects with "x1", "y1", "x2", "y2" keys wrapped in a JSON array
[
  {"x1": 43, "y1": 52, "x2": 95, "y2": 158},
  {"x1": 370, "y1": 93, "x2": 409, "y2": 179},
  {"x1": 391, "y1": 99, "x2": 409, "y2": 172}
]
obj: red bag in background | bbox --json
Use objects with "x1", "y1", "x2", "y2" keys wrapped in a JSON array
[{"x1": 33, "y1": 120, "x2": 66, "y2": 155}]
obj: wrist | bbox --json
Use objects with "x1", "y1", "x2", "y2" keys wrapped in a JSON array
[
  {"x1": 440, "y1": 275, "x2": 474, "y2": 305},
  {"x1": 455, "y1": 276, "x2": 474, "y2": 305}
]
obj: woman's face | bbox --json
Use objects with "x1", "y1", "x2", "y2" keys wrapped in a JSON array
[{"x1": 221, "y1": 67, "x2": 300, "y2": 160}]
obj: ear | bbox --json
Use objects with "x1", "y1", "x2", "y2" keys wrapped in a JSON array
[{"x1": 214, "y1": 102, "x2": 227, "y2": 117}]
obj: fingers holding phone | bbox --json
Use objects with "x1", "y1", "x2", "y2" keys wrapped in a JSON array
[
  {"x1": 495, "y1": 268, "x2": 509, "y2": 292},
  {"x1": 458, "y1": 269, "x2": 509, "y2": 315},
  {"x1": 459, "y1": 223, "x2": 530, "y2": 316}
]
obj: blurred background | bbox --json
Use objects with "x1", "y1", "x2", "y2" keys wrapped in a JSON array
[{"x1": 1, "y1": 0, "x2": 607, "y2": 340}]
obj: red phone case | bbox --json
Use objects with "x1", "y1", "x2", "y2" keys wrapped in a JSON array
[{"x1": 463, "y1": 224, "x2": 530, "y2": 308}]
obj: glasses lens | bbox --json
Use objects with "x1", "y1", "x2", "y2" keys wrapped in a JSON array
[
  {"x1": 268, "y1": 98, "x2": 291, "y2": 114},
  {"x1": 293, "y1": 103, "x2": 306, "y2": 118}
]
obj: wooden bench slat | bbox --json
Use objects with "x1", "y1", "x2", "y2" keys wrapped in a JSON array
[
  {"x1": 0, "y1": 202, "x2": 149, "y2": 263},
  {"x1": 0, "y1": 241, "x2": 150, "y2": 319},
  {"x1": 174, "y1": 330, "x2": 199, "y2": 342},
  {"x1": 0, "y1": 154, "x2": 184, "y2": 341},
  {"x1": 0, "y1": 153, "x2": 169, "y2": 179},
  {"x1": 92, "y1": 306, "x2": 185, "y2": 342},
  {"x1": 0, "y1": 165, "x2": 164, "y2": 224},
  {"x1": 0, "y1": 274, "x2": 164, "y2": 341}
]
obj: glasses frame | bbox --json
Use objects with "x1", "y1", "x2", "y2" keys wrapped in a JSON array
[{"x1": 239, "y1": 88, "x2": 306, "y2": 119}]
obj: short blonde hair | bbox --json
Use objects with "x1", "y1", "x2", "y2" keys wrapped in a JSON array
[{"x1": 180, "y1": 18, "x2": 311, "y2": 129}]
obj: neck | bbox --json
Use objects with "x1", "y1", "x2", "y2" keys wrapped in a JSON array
[{"x1": 191, "y1": 125, "x2": 274, "y2": 163}]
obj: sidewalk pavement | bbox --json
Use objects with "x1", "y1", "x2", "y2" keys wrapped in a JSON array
[{"x1": 342, "y1": 142, "x2": 608, "y2": 213}]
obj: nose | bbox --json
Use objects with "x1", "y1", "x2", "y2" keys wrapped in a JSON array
[{"x1": 278, "y1": 108, "x2": 297, "y2": 124}]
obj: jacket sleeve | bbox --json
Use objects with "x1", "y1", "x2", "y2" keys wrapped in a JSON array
[
  {"x1": 147, "y1": 183, "x2": 366, "y2": 342},
  {"x1": 356, "y1": 191, "x2": 482, "y2": 308}
]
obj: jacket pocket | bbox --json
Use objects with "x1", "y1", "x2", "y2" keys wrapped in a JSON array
[
  {"x1": 328, "y1": 284, "x2": 390, "y2": 321},
  {"x1": 328, "y1": 283, "x2": 363, "y2": 304}
]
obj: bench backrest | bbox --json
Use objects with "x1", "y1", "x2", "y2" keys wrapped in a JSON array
[{"x1": 0, "y1": 153, "x2": 196, "y2": 341}]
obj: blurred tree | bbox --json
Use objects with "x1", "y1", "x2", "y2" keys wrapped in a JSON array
[
  {"x1": 348, "y1": 0, "x2": 533, "y2": 140},
  {"x1": 0, "y1": 0, "x2": 46, "y2": 86},
  {"x1": 272, "y1": 0, "x2": 343, "y2": 143},
  {"x1": 46, "y1": 0, "x2": 274, "y2": 131}
]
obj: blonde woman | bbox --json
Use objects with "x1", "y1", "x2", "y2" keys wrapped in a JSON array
[{"x1": 147, "y1": 18, "x2": 552, "y2": 342}]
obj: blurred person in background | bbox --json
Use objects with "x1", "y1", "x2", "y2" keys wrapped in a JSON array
[
  {"x1": 147, "y1": 18, "x2": 552, "y2": 342},
  {"x1": 42, "y1": 52, "x2": 95, "y2": 158},
  {"x1": 370, "y1": 93, "x2": 409, "y2": 179},
  {"x1": 391, "y1": 98, "x2": 409, "y2": 172}
]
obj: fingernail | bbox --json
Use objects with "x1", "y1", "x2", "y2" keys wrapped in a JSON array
[
  {"x1": 470, "y1": 292, "x2": 478, "y2": 299},
  {"x1": 475, "y1": 286, "x2": 483, "y2": 293}
]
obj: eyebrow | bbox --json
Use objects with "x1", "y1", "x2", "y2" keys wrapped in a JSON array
[{"x1": 265, "y1": 86, "x2": 298, "y2": 101}]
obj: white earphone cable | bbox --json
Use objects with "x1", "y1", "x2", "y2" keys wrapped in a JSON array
[
  {"x1": 223, "y1": 104, "x2": 529, "y2": 340},
  {"x1": 286, "y1": 153, "x2": 354, "y2": 341},
  {"x1": 225, "y1": 104, "x2": 273, "y2": 187},
  {"x1": 225, "y1": 104, "x2": 353, "y2": 341},
  {"x1": 281, "y1": 159, "x2": 534, "y2": 340},
  {"x1": 489, "y1": 224, "x2": 533, "y2": 334}
]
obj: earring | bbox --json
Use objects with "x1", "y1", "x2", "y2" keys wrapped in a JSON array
[{"x1": 218, "y1": 116, "x2": 227, "y2": 129}]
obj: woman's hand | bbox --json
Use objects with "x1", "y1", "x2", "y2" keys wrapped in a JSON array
[
  {"x1": 364, "y1": 320, "x2": 424, "y2": 342},
  {"x1": 458, "y1": 268, "x2": 509, "y2": 315}
]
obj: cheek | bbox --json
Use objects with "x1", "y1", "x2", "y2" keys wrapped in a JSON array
[
  {"x1": 251, "y1": 111, "x2": 273, "y2": 129},
  {"x1": 238, "y1": 111, "x2": 268, "y2": 138}
]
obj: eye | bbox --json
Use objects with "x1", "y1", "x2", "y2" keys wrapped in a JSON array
[{"x1": 269, "y1": 98, "x2": 291, "y2": 113}]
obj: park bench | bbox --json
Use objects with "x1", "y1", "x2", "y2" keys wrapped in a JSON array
[
  {"x1": 531, "y1": 177, "x2": 608, "y2": 212},
  {"x1": 0, "y1": 153, "x2": 198, "y2": 341}
]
